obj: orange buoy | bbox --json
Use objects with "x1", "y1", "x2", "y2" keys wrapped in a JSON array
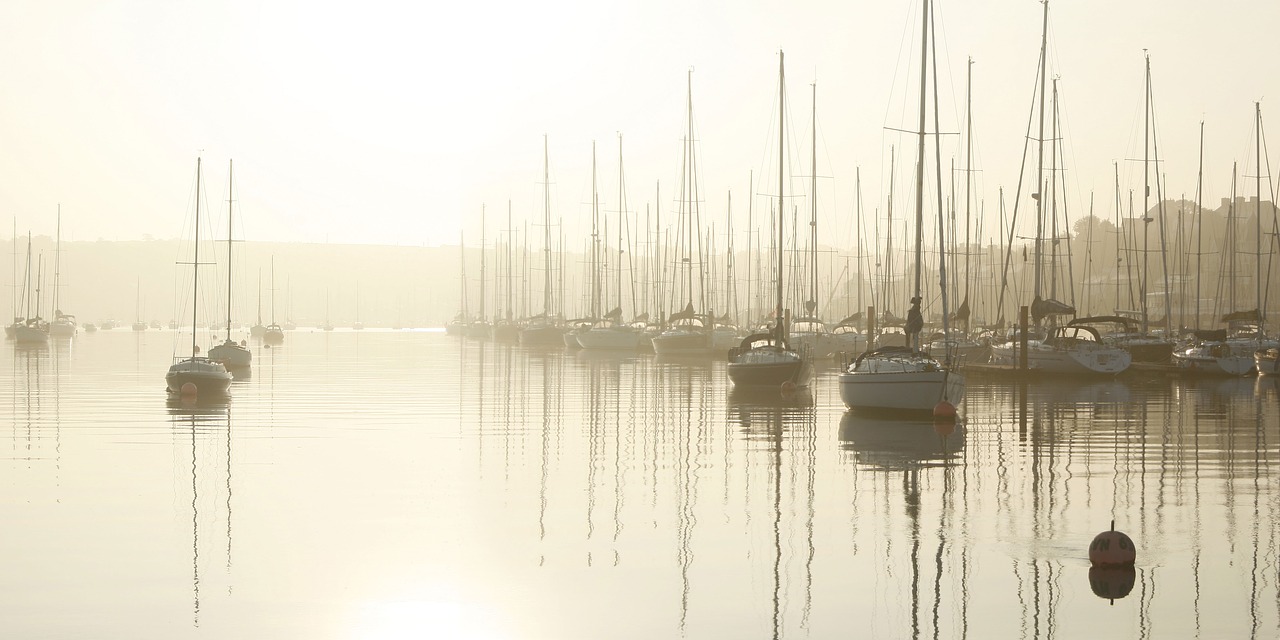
[
  {"x1": 780, "y1": 381, "x2": 797, "y2": 395},
  {"x1": 1088, "y1": 566, "x2": 1136, "y2": 603},
  {"x1": 1089, "y1": 520, "x2": 1136, "y2": 567},
  {"x1": 933, "y1": 400, "x2": 957, "y2": 420},
  {"x1": 180, "y1": 382, "x2": 198, "y2": 397}
]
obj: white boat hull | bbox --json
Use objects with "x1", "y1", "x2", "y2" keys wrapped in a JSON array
[
  {"x1": 651, "y1": 329, "x2": 713, "y2": 356},
  {"x1": 576, "y1": 327, "x2": 643, "y2": 351},
  {"x1": 989, "y1": 341, "x2": 1130, "y2": 375},
  {"x1": 839, "y1": 369, "x2": 965, "y2": 413}
]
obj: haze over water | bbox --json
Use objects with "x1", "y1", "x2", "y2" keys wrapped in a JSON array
[{"x1": 3, "y1": 330, "x2": 1278, "y2": 638}]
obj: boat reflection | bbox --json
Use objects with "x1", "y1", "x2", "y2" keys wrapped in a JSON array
[{"x1": 837, "y1": 411, "x2": 965, "y2": 471}]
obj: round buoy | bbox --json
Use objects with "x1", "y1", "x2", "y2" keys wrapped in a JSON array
[
  {"x1": 180, "y1": 382, "x2": 198, "y2": 397},
  {"x1": 1089, "y1": 520, "x2": 1136, "y2": 567},
  {"x1": 933, "y1": 400, "x2": 957, "y2": 420},
  {"x1": 780, "y1": 381, "x2": 797, "y2": 396},
  {"x1": 1088, "y1": 566, "x2": 1136, "y2": 603}
]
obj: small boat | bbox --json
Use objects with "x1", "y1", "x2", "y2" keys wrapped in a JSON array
[
  {"x1": 726, "y1": 51, "x2": 812, "y2": 392},
  {"x1": 207, "y1": 160, "x2": 252, "y2": 370},
  {"x1": 839, "y1": 1, "x2": 964, "y2": 414},
  {"x1": 166, "y1": 157, "x2": 232, "y2": 398},
  {"x1": 1255, "y1": 347, "x2": 1280, "y2": 376}
]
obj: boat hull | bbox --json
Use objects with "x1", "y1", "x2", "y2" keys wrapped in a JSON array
[
  {"x1": 989, "y1": 342, "x2": 1130, "y2": 375},
  {"x1": 1172, "y1": 349, "x2": 1255, "y2": 376},
  {"x1": 576, "y1": 327, "x2": 644, "y2": 351},
  {"x1": 520, "y1": 324, "x2": 565, "y2": 347},
  {"x1": 727, "y1": 359, "x2": 812, "y2": 388},
  {"x1": 1255, "y1": 348, "x2": 1280, "y2": 376},
  {"x1": 208, "y1": 340, "x2": 252, "y2": 369},
  {"x1": 14, "y1": 323, "x2": 48, "y2": 344},
  {"x1": 651, "y1": 329, "x2": 714, "y2": 356},
  {"x1": 165, "y1": 358, "x2": 233, "y2": 396},
  {"x1": 839, "y1": 369, "x2": 965, "y2": 413}
]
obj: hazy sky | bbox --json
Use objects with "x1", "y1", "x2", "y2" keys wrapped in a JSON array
[{"x1": 2, "y1": 0, "x2": 1277, "y2": 250}]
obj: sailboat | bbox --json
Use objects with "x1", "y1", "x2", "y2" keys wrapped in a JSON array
[
  {"x1": 579, "y1": 137, "x2": 649, "y2": 351},
  {"x1": 838, "y1": 0, "x2": 964, "y2": 414},
  {"x1": 519, "y1": 135, "x2": 567, "y2": 347},
  {"x1": 249, "y1": 270, "x2": 266, "y2": 337},
  {"x1": 132, "y1": 277, "x2": 147, "y2": 331},
  {"x1": 263, "y1": 257, "x2": 285, "y2": 344},
  {"x1": 986, "y1": 0, "x2": 1130, "y2": 376},
  {"x1": 49, "y1": 206, "x2": 76, "y2": 337},
  {"x1": 321, "y1": 289, "x2": 334, "y2": 331},
  {"x1": 165, "y1": 157, "x2": 233, "y2": 397},
  {"x1": 652, "y1": 70, "x2": 716, "y2": 356},
  {"x1": 788, "y1": 81, "x2": 844, "y2": 360},
  {"x1": 12, "y1": 233, "x2": 49, "y2": 344},
  {"x1": 726, "y1": 51, "x2": 812, "y2": 390},
  {"x1": 208, "y1": 160, "x2": 252, "y2": 370}
]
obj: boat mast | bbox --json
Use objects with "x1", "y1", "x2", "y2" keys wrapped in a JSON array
[
  {"x1": 1195, "y1": 121, "x2": 1204, "y2": 330},
  {"x1": 1032, "y1": 0, "x2": 1049, "y2": 325},
  {"x1": 913, "y1": 0, "x2": 929, "y2": 331},
  {"x1": 809, "y1": 80, "x2": 818, "y2": 319},
  {"x1": 591, "y1": 141, "x2": 599, "y2": 320},
  {"x1": 191, "y1": 157, "x2": 202, "y2": 357},
  {"x1": 1256, "y1": 102, "x2": 1264, "y2": 327},
  {"x1": 225, "y1": 160, "x2": 234, "y2": 335},
  {"x1": 964, "y1": 57, "x2": 973, "y2": 321},
  {"x1": 927, "y1": 0, "x2": 952, "y2": 356},
  {"x1": 542, "y1": 135, "x2": 552, "y2": 319},
  {"x1": 1141, "y1": 51, "x2": 1151, "y2": 334},
  {"x1": 776, "y1": 50, "x2": 786, "y2": 339},
  {"x1": 53, "y1": 205, "x2": 61, "y2": 316},
  {"x1": 479, "y1": 204, "x2": 486, "y2": 323}
]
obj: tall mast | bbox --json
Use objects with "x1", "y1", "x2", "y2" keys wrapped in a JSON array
[
  {"x1": 776, "y1": 50, "x2": 786, "y2": 338},
  {"x1": 913, "y1": 0, "x2": 929, "y2": 309},
  {"x1": 53, "y1": 205, "x2": 61, "y2": 315},
  {"x1": 1195, "y1": 121, "x2": 1204, "y2": 330},
  {"x1": 1256, "y1": 102, "x2": 1263, "y2": 325},
  {"x1": 1032, "y1": 0, "x2": 1049, "y2": 319},
  {"x1": 191, "y1": 157, "x2": 202, "y2": 357},
  {"x1": 964, "y1": 57, "x2": 973, "y2": 311},
  {"x1": 542, "y1": 134, "x2": 552, "y2": 317},
  {"x1": 929, "y1": 0, "x2": 952, "y2": 351},
  {"x1": 225, "y1": 160, "x2": 234, "y2": 334},
  {"x1": 809, "y1": 80, "x2": 818, "y2": 318},
  {"x1": 506, "y1": 200, "x2": 513, "y2": 321},
  {"x1": 479, "y1": 203, "x2": 486, "y2": 322},
  {"x1": 1141, "y1": 51, "x2": 1151, "y2": 334},
  {"x1": 591, "y1": 141, "x2": 599, "y2": 319}
]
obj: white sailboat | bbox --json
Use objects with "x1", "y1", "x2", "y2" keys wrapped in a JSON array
[
  {"x1": 520, "y1": 135, "x2": 567, "y2": 347},
  {"x1": 263, "y1": 256, "x2": 285, "y2": 344},
  {"x1": 838, "y1": 0, "x2": 964, "y2": 414},
  {"x1": 49, "y1": 206, "x2": 76, "y2": 337},
  {"x1": 986, "y1": 1, "x2": 1129, "y2": 376},
  {"x1": 166, "y1": 157, "x2": 232, "y2": 397},
  {"x1": 208, "y1": 160, "x2": 252, "y2": 370}
]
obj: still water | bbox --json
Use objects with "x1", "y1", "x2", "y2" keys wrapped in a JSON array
[{"x1": 3, "y1": 331, "x2": 1278, "y2": 639}]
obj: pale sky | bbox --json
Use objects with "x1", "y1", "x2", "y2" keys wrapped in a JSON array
[{"x1": 2, "y1": 0, "x2": 1277, "y2": 250}]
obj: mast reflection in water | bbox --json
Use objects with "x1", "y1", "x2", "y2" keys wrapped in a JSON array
[{"x1": 0, "y1": 332, "x2": 1277, "y2": 638}]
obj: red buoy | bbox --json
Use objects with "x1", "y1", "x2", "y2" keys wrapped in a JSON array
[
  {"x1": 1089, "y1": 520, "x2": 1136, "y2": 567},
  {"x1": 180, "y1": 382, "x2": 198, "y2": 397},
  {"x1": 780, "y1": 381, "x2": 797, "y2": 396},
  {"x1": 934, "y1": 419, "x2": 956, "y2": 437},
  {"x1": 933, "y1": 400, "x2": 957, "y2": 420}
]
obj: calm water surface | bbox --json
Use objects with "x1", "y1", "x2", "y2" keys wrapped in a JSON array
[{"x1": 3, "y1": 331, "x2": 1278, "y2": 639}]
